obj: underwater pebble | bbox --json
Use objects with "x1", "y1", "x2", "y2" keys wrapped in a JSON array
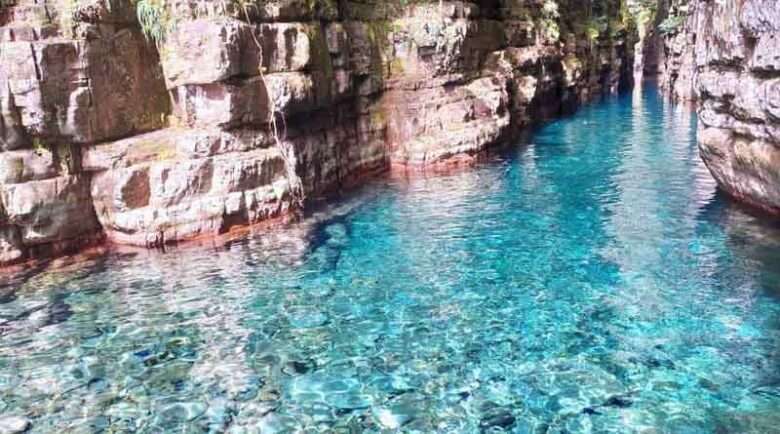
[
  {"x1": 373, "y1": 405, "x2": 415, "y2": 429},
  {"x1": 159, "y1": 402, "x2": 208, "y2": 423},
  {"x1": 479, "y1": 408, "x2": 516, "y2": 430},
  {"x1": 238, "y1": 401, "x2": 278, "y2": 420},
  {"x1": 332, "y1": 393, "x2": 373, "y2": 412},
  {"x1": 258, "y1": 388, "x2": 281, "y2": 402},
  {"x1": 0, "y1": 416, "x2": 31, "y2": 434},
  {"x1": 288, "y1": 311, "x2": 329, "y2": 329},
  {"x1": 282, "y1": 360, "x2": 313, "y2": 375}
]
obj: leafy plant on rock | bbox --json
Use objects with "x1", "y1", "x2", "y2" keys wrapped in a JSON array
[
  {"x1": 135, "y1": 0, "x2": 170, "y2": 46},
  {"x1": 541, "y1": 0, "x2": 560, "y2": 42},
  {"x1": 658, "y1": 14, "x2": 685, "y2": 34}
]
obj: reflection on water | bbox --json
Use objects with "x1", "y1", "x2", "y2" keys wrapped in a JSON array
[{"x1": 1, "y1": 85, "x2": 779, "y2": 433}]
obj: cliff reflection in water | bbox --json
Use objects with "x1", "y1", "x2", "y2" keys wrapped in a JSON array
[{"x1": 1, "y1": 85, "x2": 779, "y2": 433}]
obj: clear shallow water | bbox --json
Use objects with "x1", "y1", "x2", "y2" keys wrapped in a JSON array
[{"x1": 2, "y1": 85, "x2": 780, "y2": 434}]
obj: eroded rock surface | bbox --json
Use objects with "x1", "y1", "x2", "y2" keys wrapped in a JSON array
[
  {"x1": 654, "y1": 0, "x2": 699, "y2": 101},
  {"x1": 648, "y1": 0, "x2": 780, "y2": 215},
  {"x1": 696, "y1": 0, "x2": 780, "y2": 215},
  {"x1": 0, "y1": 0, "x2": 636, "y2": 266}
]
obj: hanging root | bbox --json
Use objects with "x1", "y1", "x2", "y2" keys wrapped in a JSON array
[
  {"x1": 135, "y1": 0, "x2": 306, "y2": 213},
  {"x1": 238, "y1": 1, "x2": 306, "y2": 213}
]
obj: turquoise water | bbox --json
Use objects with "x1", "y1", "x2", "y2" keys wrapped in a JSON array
[{"x1": 2, "y1": 85, "x2": 780, "y2": 433}]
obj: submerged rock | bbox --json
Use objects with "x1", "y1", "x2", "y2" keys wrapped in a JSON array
[
  {"x1": 479, "y1": 409, "x2": 516, "y2": 430},
  {"x1": 282, "y1": 360, "x2": 314, "y2": 375},
  {"x1": 603, "y1": 395, "x2": 633, "y2": 408},
  {"x1": 478, "y1": 401, "x2": 517, "y2": 430},
  {"x1": 158, "y1": 402, "x2": 208, "y2": 423},
  {"x1": 581, "y1": 407, "x2": 602, "y2": 416},
  {"x1": 0, "y1": 416, "x2": 31, "y2": 434}
]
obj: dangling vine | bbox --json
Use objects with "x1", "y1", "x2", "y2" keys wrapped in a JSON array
[
  {"x1": 131, "y1": 0, "x2": 306, "y2": 211},
  {"x1": 236, "y1": 0, "x2": 306, "y2": 211},
  {"x1": 135, "y1": 0, "x2": 171, "y2": 46}
]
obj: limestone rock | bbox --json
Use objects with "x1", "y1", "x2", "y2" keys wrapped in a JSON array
[
  {"x1": 739, "y1": 0, "x2": 780, "y2": 35},
  {"x1": 386, "y1": 75, "x2": 511, "y2": 165},
  {"x1": 699, "y1": 127, "x2": 780, "y2": 214},
  {"x1": 0, "y1": 416, "x2": 31, "y2": 434},
  {"x1": 87, "y1": 129, "x2": 294, "y2": 247},
  {"x1": 161, "y1": 18, "x2": 248, "y2": 89},
  {"x1": 0, "y1": 225, "x2": 26, "y2": 265},
  {"x1": 691, "y1": 0, "x2": 780, "y2": 215},
  {"x1": 0, "y1": 29, "x2": 169, "y2": 145},
  {"x1": 0, "y1": 149, "x2": 57, "y2": 184},
  {"x1": 0, "y1": 0, "x2": 637, "y2": 265},
  {"x1": 0, "y1": 175, "x2": 99, "y2": 247}
]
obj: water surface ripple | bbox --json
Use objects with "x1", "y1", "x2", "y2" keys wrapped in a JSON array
[{"x1": 2, "y1": 85, "x2": 780, "y2": 433}]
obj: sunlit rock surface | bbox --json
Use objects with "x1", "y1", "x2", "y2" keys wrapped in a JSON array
[
  {"x1": 0, "y1": 0, "x2": 636, "y2": 265},
  {"x1": 695, "y1": 0, "x2": 780, "y2": 215},
  {"x1": 1, "y1": 86, "x2": 779, "y2": 433},
  {"x1": 651, "y1": 0, "x2": 780, "y2": 215}
]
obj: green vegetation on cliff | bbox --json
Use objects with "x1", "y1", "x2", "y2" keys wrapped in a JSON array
[
  {"x1": 658, "y1": 13, "x2": 685, "y2": 34},
  {"x1": 133, "y1": 0, "x2": 337, "y2": 46}
]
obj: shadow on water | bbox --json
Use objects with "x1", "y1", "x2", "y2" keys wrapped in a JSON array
[{"x1": 699, "y1": 192, "x2": 780, "y2": 300}]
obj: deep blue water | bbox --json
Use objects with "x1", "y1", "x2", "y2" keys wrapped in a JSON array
[{"x1": 1, "y1": 85, "x2": 780, "y2": 433}]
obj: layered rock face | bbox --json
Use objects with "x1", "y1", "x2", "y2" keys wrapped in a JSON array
[
  {"x1": 0, "y1": 0, "x2": 166, "y2": 263},
  {"x1": 696, "y1": 0, "x2": 780, "y2": 215},
  {"x1": 0, "y1": 0, "x2": 635, "y2": 266},
  {"x1": 654, "y1": 0, "x2": 780, "y2": 215},
  {"x1": 654, "y1": 0, "x2": 698, "y2": 101}
]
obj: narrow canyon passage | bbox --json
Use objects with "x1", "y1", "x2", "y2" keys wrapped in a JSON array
[{"x1": 1, "y1": 84, "x2": 779, "y2": 433}]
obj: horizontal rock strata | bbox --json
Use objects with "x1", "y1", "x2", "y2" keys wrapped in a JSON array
[
  {"x1": 653, "y1": 0, "x2": 780, "y2": 215},
  {"x1": 0, "y1": 0, "x2": 636, "y2": 266}
]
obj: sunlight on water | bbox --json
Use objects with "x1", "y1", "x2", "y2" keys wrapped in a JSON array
[{"x1": 1, "y1": 85, "x2": 779, "y2": 433}]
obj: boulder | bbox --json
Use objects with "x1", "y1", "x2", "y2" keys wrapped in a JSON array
[{"x1": 699, "y1": 127, "x2": 780, "y2": 215}]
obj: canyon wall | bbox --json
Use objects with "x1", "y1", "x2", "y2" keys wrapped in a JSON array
[
  {"x1": 696, "y1": 0, "x2": 780, "y2": 216},
  {"x1": 0, "y1": 0, "x2": 635, "y2": 266},
  {"x1": 653, "y1": 0, "x2": 780, "y2": 215},
  {"x1": 654, "y1": 0, "x2": 697, "y2": 100}
]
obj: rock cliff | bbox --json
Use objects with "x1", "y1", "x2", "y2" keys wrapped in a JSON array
[
  {"x1": 654, "y1": 0, "x2": 698, "y2": 100},
  {"x1": 0, "y1": 0, "x2": 636, "y2": 266},
  {"x1": 652, "y1": 0, "x2": 780, "y2": 215},
  {"x1": 696, "y1": 0, "x2": 780, "y2": 216}
]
